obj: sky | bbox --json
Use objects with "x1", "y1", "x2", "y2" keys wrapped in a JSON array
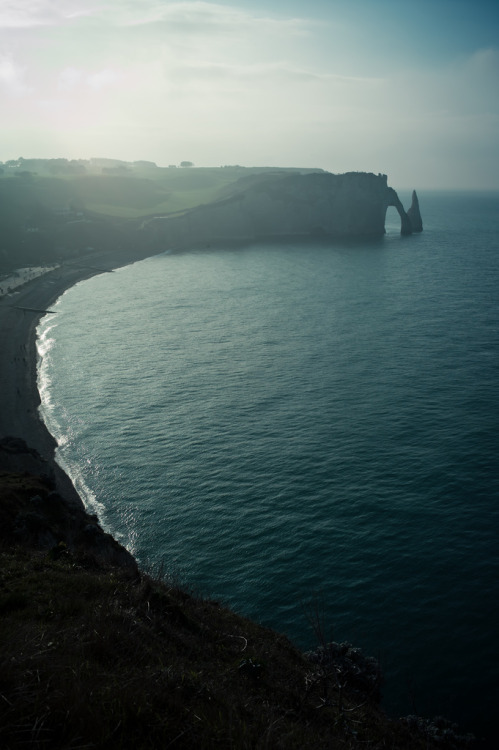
[{"x1": 1, "y1": 0, "x2": 498, "y2": 188}]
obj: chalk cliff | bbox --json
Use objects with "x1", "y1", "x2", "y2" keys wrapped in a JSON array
[{"x1": 144, "y1": 172, "x2": 421, "y2": 249}]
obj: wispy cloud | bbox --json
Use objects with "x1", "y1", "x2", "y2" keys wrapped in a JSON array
[
  {"x1": 168, "y1": 60, "x2": 381, "y2": 86},
  {"x1": 1, "y1": 0, "x2": 313, "y2": 36},
  {"x1": 0, "y1": 0, "x2": 91, "y2": 28},
  {"x1": 89, "y1": 0, "x2": 313, "y2": 36}
]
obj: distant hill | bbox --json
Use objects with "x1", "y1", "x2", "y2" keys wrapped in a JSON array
[
  {"x1": 0, "y1": 161, "x2": 323, "y2": 272},
  {"x1": 0, "y1": 160, "x2": 323, "y2": 219}
]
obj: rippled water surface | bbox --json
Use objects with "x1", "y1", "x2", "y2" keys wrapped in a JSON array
[{"x1": 38, "y1": 192, "x2": 499, "y2": 742}]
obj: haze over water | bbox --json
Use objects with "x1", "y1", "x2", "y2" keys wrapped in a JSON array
[{"x1": 38, "y1": 191, "x2": 499, "y2": 744}]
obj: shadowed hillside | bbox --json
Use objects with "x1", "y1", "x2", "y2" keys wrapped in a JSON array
[
  {"x1": 0, "y1": 447, "x2": 473, "y2": 749},
  {"x1": 0, "y1": 162, "x2": 323, "y2": 273}
]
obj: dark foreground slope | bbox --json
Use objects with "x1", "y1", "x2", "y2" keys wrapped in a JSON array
[{"x1": 0, "y1": 456, "x2": 473, "y2": 749}]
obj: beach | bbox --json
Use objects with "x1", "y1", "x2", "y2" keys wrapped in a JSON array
[{"x1": 0, "y1": 246, "x2": 158, "y2": 509}]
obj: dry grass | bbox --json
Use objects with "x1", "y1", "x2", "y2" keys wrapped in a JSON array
[{"x1": 0, "y1": 473, "x2": 474, "y2": 748}]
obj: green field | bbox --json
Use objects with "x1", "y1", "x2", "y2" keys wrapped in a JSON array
[
  {"x1": 0, "y1": 163, "x2": 320, "y2": 219},
  {"x1": 0, "y1": 161, "x2": 322, "y2": 270}
]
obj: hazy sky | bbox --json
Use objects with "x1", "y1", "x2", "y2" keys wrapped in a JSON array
[{"x1": 1, "y1": 0, "x2": 498, "y2": 188}]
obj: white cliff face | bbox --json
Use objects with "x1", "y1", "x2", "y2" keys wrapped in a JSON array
[{"x1": 145, "y1": 172, "x2": 419, "y2": 249}]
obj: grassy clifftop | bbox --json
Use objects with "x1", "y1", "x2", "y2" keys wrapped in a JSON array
[
  {"x1": 0, "y1": 463, "x2": 473, "y2": 749},
  {"x1": 0, "y1": 163, "x2": 321, "y2": 219},
  {"x1": 0, "y1": 163, "x2": 322, "y2": 272}
]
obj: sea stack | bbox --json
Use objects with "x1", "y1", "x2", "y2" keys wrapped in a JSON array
[{"x1": 407, "y1": 190, "x2": 423, "y2": 232}]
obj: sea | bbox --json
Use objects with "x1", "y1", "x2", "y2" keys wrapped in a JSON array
[{"x1": 37, "y1": 191, "x2": 499, "y2": 744}]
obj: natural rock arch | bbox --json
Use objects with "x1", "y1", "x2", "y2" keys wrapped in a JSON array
[
  {"x1": 385, "y1": 188, "x2": 413, "y2": 235},
  {"x1": 385, "y1": 188, "x2": 423, "y2": 235}
]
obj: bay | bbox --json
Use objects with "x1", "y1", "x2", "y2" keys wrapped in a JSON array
[{"x1": 38, "y1": 191, "x2": 499, "y2": 743}]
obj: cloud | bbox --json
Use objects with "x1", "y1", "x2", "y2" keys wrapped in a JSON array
[
  {"x1": 0, "y1": 0, "x2": 90, "y2": 28},
  {"x1": 0, "y1": 53, "x2": 32, "y2": 96},
  {"x1": 168, "y1": 59, "x2": 380, "y2": 87},
  {"x1": 90, "y1": 0, "x2": 313, "y2": 36},
  {"x1": 1, "y1": 0, "x2": 313, "y2": 37},
  {"x1": 58, "y1": 67, "x2": 83, "y2": 91},
  {"x1": 86, "y1": 68, "x2": 121, "y2": 91},
  {"x1": 57, "y1": 66, "x2": 122, "y2": 94}
]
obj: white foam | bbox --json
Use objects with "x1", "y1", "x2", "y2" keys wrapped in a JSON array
[
  {"x1": 36, "y1": 312, "x2": 107, "y2": 519},
  {"x1": 36, "y1": 320, "x2": 57, "y2": 412},
  {"x1": 55, "y1": 449, "x2": 107, "y2": 519}
]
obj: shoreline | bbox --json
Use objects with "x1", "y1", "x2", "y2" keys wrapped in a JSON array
[
  {"x1": 0, "y1": 245, "x2": 161, "y2": 509},
  {"x1": 0, "y1": 229, "x2": 360, "y2": 511}
]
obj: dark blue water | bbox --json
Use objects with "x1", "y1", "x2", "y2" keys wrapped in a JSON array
[{"x1": 38, "y1": 191, "x2": 499, "y2": 743}]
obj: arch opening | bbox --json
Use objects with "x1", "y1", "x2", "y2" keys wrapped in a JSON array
[{"x1": 384, "y1": 205, "x2": 403, "y2": 234}]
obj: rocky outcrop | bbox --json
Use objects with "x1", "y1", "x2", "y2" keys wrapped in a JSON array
[
  {"x1": 0, "y1": 438, "x2": 138, "y2": 574},
  {"x1": 0, "y1": 436, "x2": 55, "y2": 480},
  {"x1": 407, "y1": 190, "x2": 423, "y2": 232},
  {"x1": 143, "y1": 172, "x2": 421, "y2": 249},
  {"x1": 305, "y1": 641, "x2": 382, "y2": 702}
]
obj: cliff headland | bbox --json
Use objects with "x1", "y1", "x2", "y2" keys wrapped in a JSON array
[
  {"x1": 0, "y1": 165, "x2": 421, "y2": 276},
  {"x1": 142, "y1": 171, "x2": 423, "y2": 250}
]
